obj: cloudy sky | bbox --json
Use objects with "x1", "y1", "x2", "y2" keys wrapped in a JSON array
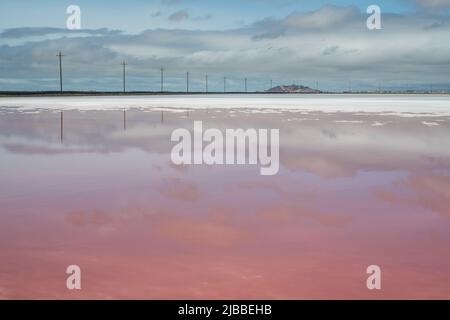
[{"x1": 0, "y1": 0, "x2": 449, "y2": 92}]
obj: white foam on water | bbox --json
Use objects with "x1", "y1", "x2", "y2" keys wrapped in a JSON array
[
  {"x1": 422, "y1": 121, "x2": 440, "y2": 127},
  {"x1": 335, "y1": 120, "x2": 365, "y2": 123}
]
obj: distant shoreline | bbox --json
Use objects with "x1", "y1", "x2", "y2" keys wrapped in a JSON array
[{"x1": 1, "y1": 91, "x2": 449, "y2": 97}]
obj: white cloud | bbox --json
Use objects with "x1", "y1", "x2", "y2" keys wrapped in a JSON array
[{"x1": 0, "y1": 5, "x2": 449, "y2": 91}]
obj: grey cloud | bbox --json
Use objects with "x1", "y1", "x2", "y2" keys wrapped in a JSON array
[
  {"x1": 168, "y1": 10, "x2": 190, "y2": 22},
  {"x1": 424, "y1": 20, "x2": 447, "y2": 29},
  {"x1": 283, "y1": 5, "x2": 359, "y2": 29},
  {"x1": 161, "y1": 0, "x2": 182, "y2": 6},
  {"x1": 166, "y1": 10, "x2": 211, "y2": 22},
  {"x1": 251, "y1": 18, "x2": 286, "y2": 40},
  {"x1": 0, "y1": 27, "x2": 122, "y2": 39},
  {"x1": 322, "y1": 45, "x2": 339, "y2": 56},
  {"x1": 413, "y1": 0, "x2": 450, "y2": 8},
  {"x1": 250, "y1": 5, "x2": 360, "y2": 40},
  {"x1": 193, "y1": 14, "x2": 213, "y2": 21}
]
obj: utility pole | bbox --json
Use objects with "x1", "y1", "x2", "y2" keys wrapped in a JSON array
[
  {"x1": 160, "y1": 67, "x2": 164, "y2": 93},
  {"x1": 205, "y1": 74, "x2": 208, "y2": 93},
  {"x1": 245, "y1": 78, "x2": 247, "y2": 93},
  {"x1": 224, "y1": 77, "x2": 226, "y2": 93},
  {"x1": 270, "y1": 79, "x2": 273, "y2": 90},
  {"x1": 57, "y1": 51, "x2": 64, "y2": 93},
  {"x1": 186, "y1": 72, "x2": 189, "y2": 93},
  {"x1": 120, "y1": 60, "x2": 127, "y2": 93}
]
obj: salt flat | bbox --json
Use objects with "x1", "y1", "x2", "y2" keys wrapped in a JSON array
[{"x1": 1, "y1": 94, "x2": 450, "y2": 116}]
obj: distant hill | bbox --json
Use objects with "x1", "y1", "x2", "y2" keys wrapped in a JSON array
[{"x1": 266, "y1": 84, "x2": 321, "y2": 93}]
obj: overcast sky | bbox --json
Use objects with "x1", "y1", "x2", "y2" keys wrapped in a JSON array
[{"x1": 0, "y1": 0, "x2": 449, "y2": 91}]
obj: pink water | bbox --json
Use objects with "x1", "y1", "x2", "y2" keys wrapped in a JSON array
[{"x1": 0, "y1": 106, "x2": 449, "y2": 299}]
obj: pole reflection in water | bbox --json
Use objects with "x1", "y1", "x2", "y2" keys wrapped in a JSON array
[
  {"x1": 60, "y1": 111, "x2": 63, "y2": 143},
  {"x1": 123, "y1": 109, "x2": 126, "y2": 131}
]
